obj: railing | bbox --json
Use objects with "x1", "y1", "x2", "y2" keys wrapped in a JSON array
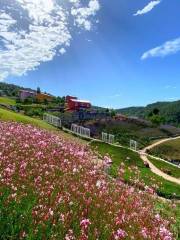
[
  {"x1": 43, "y1": 113, "x2": 62, "y2": 128},
  {"x1": 71, "y1": 124, "x2": 91, "y2": 138},
  {"x1": 102, "y1": 132, "x2": 115, "y2": 144}
]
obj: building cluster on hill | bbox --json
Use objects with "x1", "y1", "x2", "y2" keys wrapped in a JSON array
[
  {"x1": 19, "y1": 89, "x2": 92, "y2": 111},
  {"x1": 19, "y1": 89, "x2": 54, "y2": 103}
]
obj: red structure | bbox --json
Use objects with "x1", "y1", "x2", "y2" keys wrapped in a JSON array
[{"x1": 66, "y1": 96, "x2": 91, "y2": 111}]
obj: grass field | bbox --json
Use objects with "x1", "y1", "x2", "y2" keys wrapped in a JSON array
[
  {"x1": 149, "y1": 157, "x2": 180, "y2": 178},
  {"x1": 91, "y1": 142, "x2": 180, "y2": 199},
  {"x1": 0, "y1": 97, "x2": 16, "y2": 105},
  {"x1": 0, "y1": 108, "x2": 56, "y2": 130},
  {"x1": 150, "y1": 139, "x2": 180, "y2": 162}
]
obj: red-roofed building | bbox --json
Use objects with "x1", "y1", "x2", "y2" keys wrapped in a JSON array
[{"x1": 66, "y1": 96, "x2": 91, "y2": 111}]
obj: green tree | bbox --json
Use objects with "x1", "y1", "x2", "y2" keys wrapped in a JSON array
[
  {"x1": 149, "y1": 115, "x2": 166, "y2": 126},
  {"x1": 37, "y1": 87, "x2": 41, "y2": 94},
  {"x1": 152, "y1": 108, "x2": 160, "y2": 115},
  {"x1": 110, "y1": 110, "x2": 117, "y2": 118}
]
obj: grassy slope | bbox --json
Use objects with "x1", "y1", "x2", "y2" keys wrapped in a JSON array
[
  {"x1": 149, "y1": 157, "x2": 180, "y2": 178},
  {"x1": 0, "y1": 97, "x2": 16, "y2": 105},
  {"x1": 91, "y1": 142, "x2": 180, "y2": 199},
  {"x1": 0, "y1": 108, "x2": 56, "y2": 130},
  {"x1": 150, "y1": 139, "x2": 180, "y2": 162},
  {"x1": 0, "y1": 108, "x2": 87, "y2": 145}
]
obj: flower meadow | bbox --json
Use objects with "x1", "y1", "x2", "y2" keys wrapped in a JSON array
[{"x1": 0, "y1": 122, "x2": 175, "y2": 239}]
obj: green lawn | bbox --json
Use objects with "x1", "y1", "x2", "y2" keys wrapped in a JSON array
[
  {"x1": 0, "y1": 97, "x2": 16, "y2": 105},
  {"x1": 149, "y1": 157, "x2": 180, "y2": 178},
  {"x1": 0, "y1": 108, "x2": 56, "y2": 131},
  {"x1": 150, "y1": 139, "x2": 180, "y2": 162},
  {"x1": 91, "y1": 142, "x2": 180, "y2": 199}
]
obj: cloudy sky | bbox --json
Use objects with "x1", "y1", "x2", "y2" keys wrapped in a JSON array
[{"x1": 0, "y1": 0, "x2": 180, "y2": 108}]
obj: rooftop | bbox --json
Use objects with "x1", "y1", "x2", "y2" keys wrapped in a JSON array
[
  {"x1": 20, "y1": 89, "x2": 36, "y2": 94},
  {"x1": 71, "y1": 99, "x2": 91, "y2": 104}
]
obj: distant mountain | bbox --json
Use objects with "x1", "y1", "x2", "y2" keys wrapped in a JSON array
[{"x1": 117, "y1": 101, "x2": 180, "y2": 126}]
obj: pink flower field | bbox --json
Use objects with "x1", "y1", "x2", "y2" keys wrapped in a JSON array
[{"x1": 0, "y1": 122, "x2": 175, "y2": 239}]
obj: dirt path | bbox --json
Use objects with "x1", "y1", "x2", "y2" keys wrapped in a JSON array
[
  {"x1": 139, "y1": 137, "x2": 180, "y2": 185},
  {"x1": 143, "y1": 136, "x2": 180, "y2": 152}
]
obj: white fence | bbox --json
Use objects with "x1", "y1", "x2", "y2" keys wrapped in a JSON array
[
  {"x1": 71, "y1": 124, "x2": 91, "y2": 138},
  {"x1": 102, "y1": 132, "x2": 115, "y2": 144},
  {"x1": 130, "y1": 139, "x2": 138, "y2": 151},
  {"x1": 43, "y1": 113, "x2": 62, "y2": 128}
]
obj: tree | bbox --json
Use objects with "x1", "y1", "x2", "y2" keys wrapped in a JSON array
[
  {"x1": 149, "y1": 115, "x2": 166, "y2": 126},
  {"x1": 37, "y1": 87, "x2": 41, "y2": 94},
  {"x1": 152, "y1": 108, "x2": 160, "y2": 115},
  {"x1": 44, "y1": 99, "x2": 48, "y2": 105},
  {"x1": 110, "y1": 110, "x2": 117, "y2": 118}
]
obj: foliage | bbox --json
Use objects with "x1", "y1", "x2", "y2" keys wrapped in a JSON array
[
  {"x1": 149, "y1": 115, "x2": 166, "y2": 126},
  {"x1": 24, "y1": 96, "x2": 36, "y2": 104},
  {"x1": 0, "y1": 122, "x2": 175, "y2": 239},
  {"x1": 118, "y1": 100, "x2": 180, "y2": 126},
  {"x1": 110, "y1": 109, "x2": 117, "y2": 117},
  {"x1": 37, "y1": 87, "x2": 41, "y2": 94},
  {"x1": 24, "y1": 107, "x2": 44, "y2": 117}
]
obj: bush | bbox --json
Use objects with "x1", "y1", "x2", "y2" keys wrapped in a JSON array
[{"x1": 24, "y1": 107, "x2": 44, "y2": 117}]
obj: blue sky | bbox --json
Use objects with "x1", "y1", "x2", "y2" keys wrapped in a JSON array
[{"x1": 1, "y1": 0, "x2": 180, "y2": 108}]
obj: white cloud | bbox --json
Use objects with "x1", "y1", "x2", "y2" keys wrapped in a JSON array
[
  {"x1": 134, "y1": 0, "x2": 161, "y2": 16},
  {"x1": 141, "y1": 37, "x2": 180, "y2": 60},
  {"x1": 109, "y1": 94, "x2": 121, "y2": 98},
  {"x1": 0, "y1": 0, "x2": 100, "y2": 81},
  {"x1": 59, "y1": 48, "x2": 66, "y2": 55},
  {"x1": 164, "y1": 85, "x2": 177, "y2": 89},
  {"x1": 71, "y1": 0, "x2": 100, "y2": 30}
]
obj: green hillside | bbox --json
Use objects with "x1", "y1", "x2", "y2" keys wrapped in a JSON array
[
  {"x1": 91, "y1": 142, "x2": 180, "y2": 199},
  {"x1": 0, "y1": 97, "x2": 16, "y2": 105},
  {"x1": 149, "y1": 138, "x2": 180, "y2": 163},
  {"x1": 0, "y1": 108, "x2": 56, "y2": 130},
  {"x1": 118, "y1": 100, "x2": 180, "y2": 126}
]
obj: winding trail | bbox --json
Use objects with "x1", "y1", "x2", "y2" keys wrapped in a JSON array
[
  {"x1": 139, "y1": 136, "x2": 180, "y2": 185},
  {"x1": 143, "y1": 136, "x2": 180, "y2": 152}
]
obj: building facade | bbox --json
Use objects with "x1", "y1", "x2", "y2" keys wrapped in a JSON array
[
  {"x1": 19, "y1": 90, "x2": 53, "y2": 102},
  {"x1": 36, "y1": 93, "x2": 54, "y2": 102},
  {"x1": 19, "y1": 90, "x2": 36, "y2": 101},
  {"x1": 66, "y1": 96, "x2": 91, "y2": 111}
]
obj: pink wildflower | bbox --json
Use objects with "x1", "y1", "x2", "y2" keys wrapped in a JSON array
[
  {"x1": 80, "y1": 218, "x2": 91, "y2": 230},
  {"x1": 114, "y1": 229, "x2": 127, "y2": 239}
]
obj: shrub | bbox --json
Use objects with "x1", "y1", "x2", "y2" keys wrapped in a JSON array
[{"x1": 24, "y1": 107, "x2": 44, "y2": 117}]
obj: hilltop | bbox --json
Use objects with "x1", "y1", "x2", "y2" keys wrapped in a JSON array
[
  {"x1": 117, "y1": 100, "x2": 180, "y2": 126},
  {"x1": 0, "y1": 82, "x2": 36, "y2": 98}
]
